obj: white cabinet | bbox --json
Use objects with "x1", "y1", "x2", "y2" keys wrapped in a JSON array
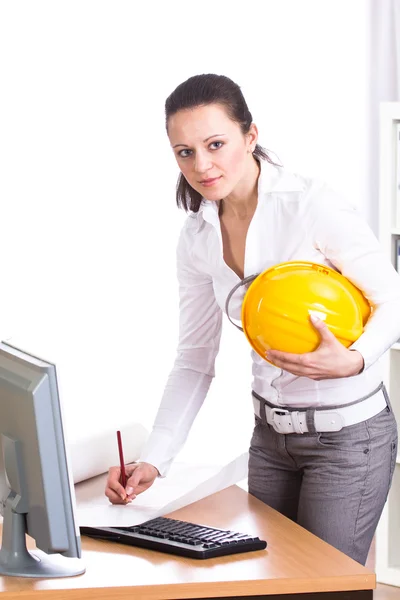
[{"x1": 375, "y1": 102, "x2": 400, "y2": 586}]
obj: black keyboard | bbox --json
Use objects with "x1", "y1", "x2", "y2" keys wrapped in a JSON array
[{"x1": 80, "y1": 516, "x2": 267, "y2": 559}]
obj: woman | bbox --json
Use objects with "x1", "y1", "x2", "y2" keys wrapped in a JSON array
[{"x1": 105, "y1": 74, "x2": 400, "y2": 565}]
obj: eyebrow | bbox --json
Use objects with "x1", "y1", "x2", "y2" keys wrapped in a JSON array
[{"x1": 172, "y1": 134, "x2": 226, "y2": 149}]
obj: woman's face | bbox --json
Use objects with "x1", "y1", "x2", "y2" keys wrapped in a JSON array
[{"x1": 167, "y1": 103, "x2": 257, "y2": 201}]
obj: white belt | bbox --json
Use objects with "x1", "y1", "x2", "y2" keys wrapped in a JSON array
[{"x1": 252, "y1": 387, "x2": 387, "y2": 434}]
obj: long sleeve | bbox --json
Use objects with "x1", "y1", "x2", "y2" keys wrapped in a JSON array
[
  {"x1": 139, "y1": 222, "x2": 223, "y2": 476},
  {"x1": 310, "y1": 184, "x2": 400, "y2": 369}
]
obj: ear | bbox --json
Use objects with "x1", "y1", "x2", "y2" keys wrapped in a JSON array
[{"x1": 246, "y1": 123, "x2": 258, "y2": 152}]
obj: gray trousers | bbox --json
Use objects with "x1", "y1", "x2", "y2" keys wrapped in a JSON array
[{"x1": 248, "y1": 387, "x2": 398, "y2": 565}]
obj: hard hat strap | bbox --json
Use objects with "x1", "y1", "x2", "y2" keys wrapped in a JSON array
[{"x1": 225, "y1": 274, "x2": 259, "y2": 332}]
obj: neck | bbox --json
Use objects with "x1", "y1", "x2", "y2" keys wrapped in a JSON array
[{"x1": 220, "y1": 157, "x2": 260, "y2": 219}]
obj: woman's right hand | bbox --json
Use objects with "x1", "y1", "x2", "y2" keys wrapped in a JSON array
[{"x1": 105, "y1": 462, "x2": 159, "y2": 505}]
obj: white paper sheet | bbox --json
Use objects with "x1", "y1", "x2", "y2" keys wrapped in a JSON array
[
  {"x1": 75, "y1": 451, "x2": 249, "y2": 527},
  {"x1": 69, "y1": 422, "x2": 149, "y2": 483}
]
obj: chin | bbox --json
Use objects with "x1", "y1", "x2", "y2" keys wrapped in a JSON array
[
  {"x1": 202, "y1": 191, "x2": 222, "y2": 202},
  {"x1": 202, "y1": 184, "x2": 231, "y2": 202}
]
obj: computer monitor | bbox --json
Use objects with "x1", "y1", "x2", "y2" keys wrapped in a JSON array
[{"x1": 0, "y1": 341, "x2": 85, "y2": 577}]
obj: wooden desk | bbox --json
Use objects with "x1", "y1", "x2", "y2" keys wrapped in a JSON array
[{"x1": 0, "y1": 486, "x2": 375, "y2": 600}]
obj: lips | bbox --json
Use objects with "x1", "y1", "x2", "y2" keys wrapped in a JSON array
[{"x1": 200, "y1": 176, "x2": 221, "y2": 187}]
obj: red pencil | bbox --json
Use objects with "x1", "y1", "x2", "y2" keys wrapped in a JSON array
[{"x1": 116, "y1": 430, "x2": 127, "y2": 489}]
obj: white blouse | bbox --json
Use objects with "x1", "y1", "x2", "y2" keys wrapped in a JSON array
[{"x1": 139, "y1": 159, "x2": 400, "y2": 476}]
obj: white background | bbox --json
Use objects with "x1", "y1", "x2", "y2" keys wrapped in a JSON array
[{"x1": 0, "y1": 0, "x2": 370, "y2": 465}]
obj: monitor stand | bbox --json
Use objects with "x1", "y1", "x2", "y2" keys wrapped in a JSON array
[{"x1": 0, "y1": 501, "x2": 85, "y2": 577}]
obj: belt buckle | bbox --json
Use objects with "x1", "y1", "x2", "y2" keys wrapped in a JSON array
[{"x1": 269, "y1": 408, "x2": 293, "y2": 434}]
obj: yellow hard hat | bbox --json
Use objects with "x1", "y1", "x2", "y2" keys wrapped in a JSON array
[{"x1": 240, "y1": 261, "x2": 371, "y2": 358}]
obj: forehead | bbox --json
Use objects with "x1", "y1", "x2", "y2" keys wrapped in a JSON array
[{"x1": 167, "y1": 104, "x2": 240, "y2": 144}]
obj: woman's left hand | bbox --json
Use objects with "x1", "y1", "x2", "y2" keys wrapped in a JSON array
[{"x1": 265, "y1": 314, "x2": 364, "y2": 380}]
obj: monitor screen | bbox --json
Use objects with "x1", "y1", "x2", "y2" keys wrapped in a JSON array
[{"x1": 0, "y1": 341, "x2": 85, "y2": 577}]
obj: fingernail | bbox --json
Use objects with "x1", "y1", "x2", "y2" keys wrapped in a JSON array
[
  {"x1": 310, "y1": 314, "x2": 319, "y2": 323},
  {"x1": 120, "y1": 492, "x2": 126, "y2": 500},
  {"x1": 126, "y1": 486, "x2": 134, "y2": 495}
]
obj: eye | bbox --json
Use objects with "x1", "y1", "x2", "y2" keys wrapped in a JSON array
[
  {"x1": 178, "y1": 149, "x2": 192, "y2": 158},
  {"x1": 210, "y1": 141, "x2": 224, "y2": 150}
]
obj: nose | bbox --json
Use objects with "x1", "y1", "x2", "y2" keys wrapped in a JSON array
[{"x1": 194, "y1": 150, "x2": 212, "y2": 175}]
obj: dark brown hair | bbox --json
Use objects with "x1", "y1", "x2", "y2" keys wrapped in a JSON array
[{"x1": 165, "y1": 74, "x2": 278, "y2": 213}]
